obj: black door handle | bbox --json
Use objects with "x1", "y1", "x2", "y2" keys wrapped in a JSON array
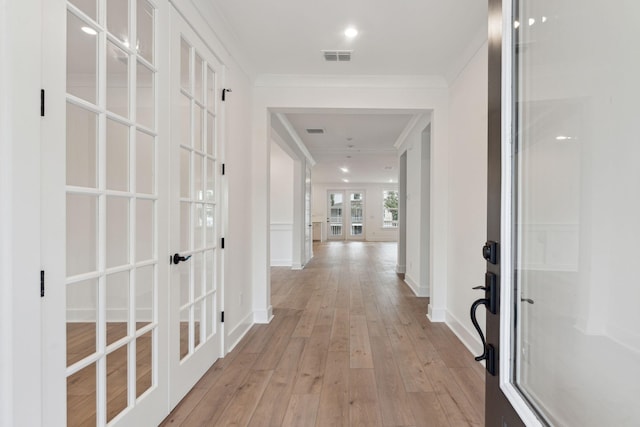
[
  {"x1": 172, "y1": 253, "x2": 191, "y2": 265},
  {"x1": 470, "y1": 297, "x2": 489, "y2": 362}
]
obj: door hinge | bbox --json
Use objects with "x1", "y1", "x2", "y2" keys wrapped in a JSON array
[
  {"x1": 221, "y1": 237, "x2": 225, "y2": 249},
  {"x1": 221, "y1": 163, "x2": 225, "y2": 175},
  {"x1": 221, "y1": 311, "x2": 225, "y2": 323},
  {"x1": 40, "y1": 270, "x2": 45, "y2": 297},
  {"x1": 221, "y1": 88, "x2": 232, "y2": 101},
  {"x1": 40, "y1": 89, "x2": 45, "y2": 117}
]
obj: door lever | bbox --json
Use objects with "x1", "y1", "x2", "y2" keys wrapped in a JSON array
[
  {"x1": 172, "y1": 253, "x2": 192, "y2": 265},
  {"x1": 521, "y1": 298, "x2": 534, "y2": 304}
]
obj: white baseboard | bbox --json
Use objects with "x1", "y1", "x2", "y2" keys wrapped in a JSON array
[
  {"x1": 270, "y1": 259, "x2": 292, "y2": 267},
  {"x1": 396, "y1": 264, "x2": 406, "y2": 274},
  {"x1": 445, "y1": 310, "x2": 483, "y2": 357},
  {"x1": 291, "y1": 263, "x2": 303, "y2": 270},
  {"x1": 253, "y1": 306, "x2": 274, "y2": 324},
  {"x1": 404, "y1": 274, "x2": 429, "y2": 297},
  {"x1": 225, "y1": 312, "x2": 254, "y2": 354},
  {"x1": 427, "y1": 305, "x2": 446, "y2": 322}
]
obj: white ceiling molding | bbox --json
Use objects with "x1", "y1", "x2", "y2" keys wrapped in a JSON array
[
  {"x1": 444, "y1": 24, "x2": 488, "y2": 85},
  {"x1": 254, "y1": 74, "x2": 448, "y2": 89},
  {"x1": 393, "y1": 113, "x2": 431, "y2": 151},
  {"x1": 274, "y1": 113, "x2": 317, "y2": 167}
]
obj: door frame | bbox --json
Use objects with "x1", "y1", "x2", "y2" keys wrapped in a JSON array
[{"x1": 485, "y1": 0, "x2": 545, "y2": 424}]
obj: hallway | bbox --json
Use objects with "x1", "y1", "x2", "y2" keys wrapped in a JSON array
[{"x1": 161, "y1": 242, "x2": 484, "y2": 426}]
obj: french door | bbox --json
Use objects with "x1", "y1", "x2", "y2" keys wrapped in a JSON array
[
  {"x1": 485, "y1": 0, "x2": 640, "y2": 425},
  {"x1": 42, "y1": 0, "x2": 170, "y2": 425},
  {"x1": 327, "y1": 190, "x2": 365, "y2": 241},
  {"x1": 168, "y1": 10, "x2": 224, "y2": 408}
]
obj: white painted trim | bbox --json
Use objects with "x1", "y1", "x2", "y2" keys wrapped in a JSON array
[
  {"x1": 445, "y1": 310, "x2": 483, "y2": 357},
  {"x1": 445, "y1": 25, "x2": 489, "y2": 85},
  {"x1": 274, "y1": 113, "x2": 316, "y2": 166},
  {"x1": 427, "y1": 306, "x2": 446, "y2": 323},
  {"x1": 254, "y1": 74, "x2": 448, "y2": 88},
  {"x1": 225, "y1": 312, "x2": 254, "y2": 353},
  {"x1": 498, "y1": 0, "x2": 544, "y2": 425},
  {"x1": 393, "y1": 114, "x2": 424, "y2": 150},
  {"x1": 271, "y1": 259, "x2": 293, "y2": 267},
  {"x1": 253, "y1": 306, "x2": 274, "y2": 324},
  {"x1": 395, "y1": 264, "x2": 406, "y2": 274},
  {"x1": 403, "y1": 274, "x2": 429, "y2": 297}
]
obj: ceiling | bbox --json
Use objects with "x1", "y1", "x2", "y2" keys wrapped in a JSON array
[
  {"x1": 211, "y1": 0, "x2": 487, "y2": 76},
  {"x1": 211, "y1": 0, "x2": 487, "y2": 184},
  {"x1": 282, "y1": 111, "x2": 421, "y2": 184}
]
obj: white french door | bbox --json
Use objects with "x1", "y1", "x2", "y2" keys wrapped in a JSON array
[
  {"x1": 169, "y1": 10, "x2": 224, "y2": 407},
  {"x1": 42, "y1": 0, "x2": 170, "y2": 425},
  {"x1": 327, "y1": 190, "x2": 365, "y2": 241}
]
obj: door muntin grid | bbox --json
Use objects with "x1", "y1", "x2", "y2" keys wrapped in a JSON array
[
  {"x1": 178, "y1": 36, "x2": 219, "y2": 361},
  {"x1": 328, "y1": 191, "x2": 344, "y2": 239},
  {"x1": 65, "y1": 0, "x2": 158, "y2": 425}
]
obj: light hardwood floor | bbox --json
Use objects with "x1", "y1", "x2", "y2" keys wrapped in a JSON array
[{"x1": 161, "y1": 241, "x2": 485, "y2": 427}]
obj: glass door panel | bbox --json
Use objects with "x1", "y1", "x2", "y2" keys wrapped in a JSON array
[
  {"x1": 64, "y1": 0, "x2": 160, "y2": 425},
  {"x1": 327, "y1": 191, "x2": 344, "y2": 240},
  {"x1": 349, "y1": 191, "x2": 364, "y2": 239},
  {"x1": 510, "y1": 1, "x2": 640, "y2": 425}
]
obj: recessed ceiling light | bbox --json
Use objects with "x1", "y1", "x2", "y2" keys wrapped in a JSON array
[
  {"x1": 556, "y1": 135, "x2": 574, "y2": 141},
  {"x1": 340, "y1": 167, "x2": 349, "y2": 173},
  {"x1": 542, "y1": 16, "x2": 548, "y2": 23},
  {"x1": 528, "y1": 18, "x2": 536, "y2": 26},
  {"x1": 514, "y1": 20, "x2": 520, "y2": 29},
  {"x1": 81, "y1": 26, "x2": 98, "y2": 35},
  {"x1": 389, "y1": 179, "x2": 394, "y2": 183},
  {"x1": 342, "y1": 179, "x2": 349, "y2": 183},
  {"x1": 344, "y1": 27, "x2": 358, "y2": 38}
]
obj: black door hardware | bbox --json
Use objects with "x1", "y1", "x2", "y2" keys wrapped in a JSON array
[
  {"x1": 521, "y1": 298, "x2": 534, "y2": 304},
  {"x1": 470, "y1": 272, "x2": 498, "y2": 375},
  {"x1": 482, "y1": 240, "x2": 498, "y2": 264},
  {"x1": 172, "y1": 253, "x2": 192, "y2": 265}
]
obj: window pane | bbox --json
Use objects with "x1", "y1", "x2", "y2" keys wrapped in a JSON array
[
  {"x1": 106, "y1": 271, "x2": 130, "y2": 346},
  {"x1": 136, "y1": 331, "x2": 153, "y2": 397},
  {"x1": 107, "y1": 0, "x2": 129, "y2": 43},
  {"x1": 69, "y1": 0, "x2": 97, "y2": 21},
  {"x1": 207, "y1": 67, "x2": 215, "y2": 111},
  {"x1": 67, "y1": 194, "x2": 98, "y2": 276},
  {"x1": 106, "y1": 119, "x2": 130, "y2": 191},
  {"x1": 136, "y1": 61, "x2": 154, "y2": 129},
  {"x1": 194, "y1": 54, "x2": 204, "y2": 104},
  {"x1": 136, "y1": 130, "x2": 154, "y2": 194},
  {"x1": 106, "y1": 345, "x2": 128, "y2": 422},
  {"x1": 67, "y1": 279, "x2": 98, "y2": 366},
  {"x1": 67, "y1": 362, "x2": 97, "y2": 426},
  {"x1": 180, "y1": 39, "x2": 190, "y2": 92},
  {"x1": 136, "y1": 266, "x2": 154, "y2": 329},
  {"x1": 136, "y1": 199, "x2": 154, "y2": 262},
  {"x1": 106, "y1": 196, "x2": 130, "y2": 268},
  {"x1": 137, "y1": 0, "x2": 154, "y2": 64},
  {"x1": 67, "y1": 11, "x2": 97, "y2": 104},
  {"x1": 66, "y1": 103, "x2": 97, "y2": 188},
  {"x1": 106, "y1": 41, "x2": 129, "y2": 118}
]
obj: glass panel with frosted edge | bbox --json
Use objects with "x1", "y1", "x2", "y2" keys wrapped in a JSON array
[
  {"x1": 66, "y1": 279, "x2": 98, "y2": 366},
  {"x1": 106, "y1": 118, "x2": 129, "y2": 191},
  {"x1": 67, "y1": 363, "x2": 97, "y2": 426},
  {"x1": 194, "y1": 301, "x2": 202, "y2": 348},
  {"x1": 107, "y1": 0, "x2": 128, "y2": 43},
  {"x1": 194, "y1": 105, "x2": 203, "y2": 152},
  {"x1": 180, "y1": 94, "x2": 191, "y2": 146},
  {"x1": 106, "y1": 41, "x2": 129, "y2": 118},
  {"x1": 206, "y1": 158, "x2": 215, "y2": 202},
  {"x1": 136, "y1": 130, "x2": 154, "y2": 194},
  {"x1": 135, "y1": 265, "x2": 154, "y2": 329},
  {"x1": 136, "y1": 330, "x2": 152, "y2": 397},
  {"x1": 193, "y1": 252, "x2": 203, "y2": 300},
  {"x1": 137, "y1": 62, "x2": 154, "y2": 129},
  {"x1": 206, "y1": 67, "x2": 215, "y2": 111},
  {"x1": 179, "y1": 308, "x2": 189, "y2": 359},
  {"x1": 205, "y1": 249, "x2": 214, "y2": 292},
  {"x1": 106, "y1": 271, "x2": 129, "y2": 346},
  {"x1": 180, "y1": 38, "x2": 190, "y2": 92},
  {"x1": 205, "y1": 205, "x2": 214, "y2": 247},
  {"x1": 106, "y1": 345, "x2": 128, "y2": 422},
  {"x1": 206, "y1": 112, "x2": 215, "y2": 156},
  {"x1": 205, "y1": 295, "x2": 213, "y2": 338},
  {"x1": 179, "y1": 256, "x2": 190, "y2": 307},
  {"x1": 66, "y1": 103, "x2": 97, "y2": 188},
  {"x1": 137, "y1": 0, "x2": 154, "y2": 64},
  {"x1": 180, "y1": 202, "x2": 190, "y2": 251},
  {"x1": 136, "y1": 199, "x2": 154, "y2": 262},
  {"x1": 66, "y1": 194, "x2": 98, "y2": 276},
  {"x1": 106, "y1": 196, "x2": 130, "y2": 268},
  {"x1": 194, "y1": 204, "x2": 204, "y2": 250},
  {"x1": 194, "y1": 154, "x2": 203, "y2": 201},
  {"x1": 194, "y1": 54, "x2": 204, "y2": 104},
  {"x1": 180, "y1": 148, "x2": 190, "y2": 198},
  {"x1": 67, "y1": 11, "x2": 97, "y2": 104},
  {"x1": 511, "y1": 1, "x2": 640, "y2": 426}
]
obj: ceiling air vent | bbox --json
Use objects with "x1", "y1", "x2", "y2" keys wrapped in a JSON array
[
  {"x1": 322, "y1": 50, "x2": 352, "y2": 62},
  {"x1": 306, "y1": 128, "x2": 325, "y2": 135}
]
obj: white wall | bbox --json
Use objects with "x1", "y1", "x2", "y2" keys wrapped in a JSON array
[
  {"x1": 444, "y1": 42, "x2": 488, "y2": 356},
  {"x1": 270, "y1": 141, "x2": 294, "y2": 266},
  {"x1": 312, "y1": 183, "x2": 399, "y2": 242}
]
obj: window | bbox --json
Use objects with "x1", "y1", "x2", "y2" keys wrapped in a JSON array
[{"x1": 383, "y1": 190, "x2": 399, "y2": 228}]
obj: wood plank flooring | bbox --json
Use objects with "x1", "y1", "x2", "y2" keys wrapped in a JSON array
[{"x1": 161, "y1": 241, "x2": 485, "y2": 427}]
